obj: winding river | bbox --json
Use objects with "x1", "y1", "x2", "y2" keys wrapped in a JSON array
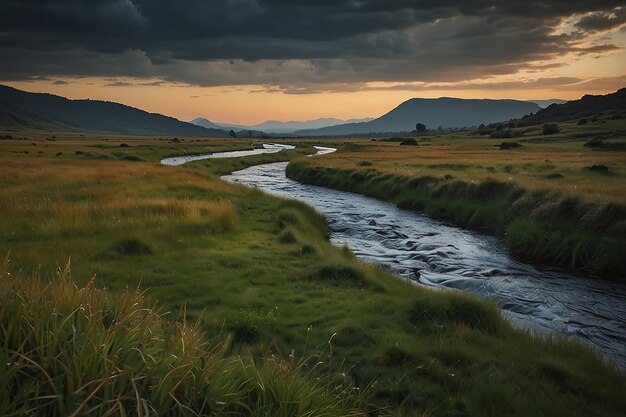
[
  {"x1": 160, "y1": 143, "x2": 296, "y2": 166},
  {"x1": 163, "y1": 145, "x2": 626, "y2": 369}
]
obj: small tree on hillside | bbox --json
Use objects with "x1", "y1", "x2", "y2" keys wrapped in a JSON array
[
  {"x1": 229, "y1": 129, "x2": 237, "y2": 138},
  {"x1": 415, "y1": 123, "x2": 426, "y2": 132},
  {"x1": 542, "y1": 123, "x2": 559, "y2": 135}
]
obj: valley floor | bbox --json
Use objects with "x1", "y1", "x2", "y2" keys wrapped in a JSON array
[{"x1": 1, "y1": 131, "x2": 625, "y2": 416}]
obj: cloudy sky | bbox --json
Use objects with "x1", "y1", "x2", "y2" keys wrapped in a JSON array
[{"x1": 1, "y1": 1, "x2": 625, "y2": 123}]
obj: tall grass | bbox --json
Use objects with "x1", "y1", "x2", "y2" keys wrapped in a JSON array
[
  {"x1": 0, "y1": 256, "x2": 364, "y2": 417},
  {"x1": 1, "y1": 194, "x2": 237, "y2": 233},
  {"x1": 286, "y1": 160, "x2": 626, "y2": 277}
]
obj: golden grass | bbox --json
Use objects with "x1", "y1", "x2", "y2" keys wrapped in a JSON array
[
  {"x1": 310, "y1": 137, "x2": 626, "y2": 205},
  {"x1": 4, "y1": 195, "x2": 235, "y2": 229},
  {"x1": 0, "y1": 155, "x2": 230, "y2": 191},
  {"x1": 0, "y1": 148, "x2": 239, "y2": 228}
]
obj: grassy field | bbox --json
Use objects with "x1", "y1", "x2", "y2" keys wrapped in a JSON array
[
  {"x1": 0, "y1": 259, "x2": 362, "y2": 417},
  {"x1": 286, "y1": 116, "x2": 626, "y2": 277},
  {"x1": 1, "y1": 132, "x2": 625, "y2": 416}
]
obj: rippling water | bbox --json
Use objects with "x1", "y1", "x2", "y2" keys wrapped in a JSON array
[
  {"x1": 160, "y1": 143, "x2": 295, "y2": 166},
  {"x1": 222, "y1": 161, "x2": 626, "y2": 369}
]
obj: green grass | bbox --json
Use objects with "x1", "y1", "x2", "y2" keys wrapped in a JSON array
[
  {"x1": 0, "y1": 257, "x2": 363, "y2": 416},
  {"x1": 285, "y1": 117, "x2": 626, "y2": 278},
  {"x1": 1, "y1": 134, "x2": 625, "y2": 416},
  {"x1": 287, "y1": 160, "x2": 626, "y2": 277}
]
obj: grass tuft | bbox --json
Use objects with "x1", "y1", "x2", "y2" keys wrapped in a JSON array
[
  {"x1": 0, "y1": 258, "x2": 364, "y2": 417},
  {"x1": 109, "y1": 237, "x2": 154, "y2": 256},
  {"x1": 408, "y1": 293, "x2": 505, "y2": 335},
  {"x1": 307, "y1": 263, "x2": 371, "y2": 288}
]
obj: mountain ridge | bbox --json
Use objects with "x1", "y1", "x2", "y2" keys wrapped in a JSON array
[
  {"x1": 0, "y1": 85, "x2": 229, "y2": 137},
  {"x1": 191, "y1": 116, "x2": 374, "y2": 134},
  {"x1": 520, "y1": 88, "x2": 626, "y2": 124},
  {"x1": 190, "y1": 117, "x2": 226, "y2": 130},
  {"x1": 295, "y1": 97, "x2": 540, "y2": 135}
]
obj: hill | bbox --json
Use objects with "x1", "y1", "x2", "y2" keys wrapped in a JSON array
[
  {"x1": 520, "y1": 88, "x2": 626, "y2": 124},
  {"x1": 295, "y1": 97, "x2": 540, "y2": 135},
  {"x1": 192, "y1": 117, "x2": 374, "y2": 134},
  {"x1": 189, "y1": 117, "x2": 226, "y2": 130},
  {"x1": 0, "y1": 85, "x2": 228, "y2": 136},
  {"x1": 242, "y1": 117, "x2": 374, "y2": 133}
]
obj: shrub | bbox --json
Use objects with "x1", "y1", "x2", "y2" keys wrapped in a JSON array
[
  {"x1": 584, "y1": 164, "x2": 613, "y2": 174},
  {"x1": 498, "y1": 141, "x2": 522, "y2": 150},
  {"x1": 490, "y1": 129, "x2": 514, "y2": 139},
  {"x1": 400, "y1": 138, "x2": 418, "y2": 146},
  {"x1": 542, "y1": 123, "x2": 560, "y2": 135}
]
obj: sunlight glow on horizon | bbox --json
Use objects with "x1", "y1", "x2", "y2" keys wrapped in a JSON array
[
  {"x1": 5, "y1": 77, "x2": 623, "y2": 125},
  {"x1": 4, "y1": 45, "x2": 625, "y2": 125}
]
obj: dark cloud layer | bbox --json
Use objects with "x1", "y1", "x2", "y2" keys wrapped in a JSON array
[
  {"x1": 575, "y1": 7, "x2": 626, "y2": 32},
  {"x1": 1, "y1": 1, "x2": 624, "y2": 90}
]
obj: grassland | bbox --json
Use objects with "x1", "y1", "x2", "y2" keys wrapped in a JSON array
[
  {"x1": 286, "y1": 116, "x2": 626, "y2": 278},
  {"x1": 0, "y1": 259, "x2": 362, "y2": 417},
  {"x1": 1, "y1": 132, "x2": 625, "y2": 416}
]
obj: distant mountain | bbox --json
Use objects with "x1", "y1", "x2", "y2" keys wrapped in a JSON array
[
  {"x1": 0, "y1": 85, "x2": 229, "y2": 137},
  {"x1": 520, "y1": 88, "x2": 626, "y2": 124},
  {"x1": 295, "y1": 97, "x2": 540, "y2": 136},
  {"x1": 528, "y1": 99, "x2": 567, "y2": 108},
  {"x1": 190, "y1": 117, "x2": 226, "y2": 130},
  {"x1": 246, "y1": 118, "x2": 374, "y2": 134},
  {"x1": 191, "y1": 117, "x2": 374, "y2": 134},
  {"x1": 211, "y1": 122, "x2": 247, "y2": 131}
]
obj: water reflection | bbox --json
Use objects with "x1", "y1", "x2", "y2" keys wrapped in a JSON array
[
  {"x1": 160, "y1": 143, "x2": 295, "y2": 166},
  {"x1": 223, "y1": 161, "x2": 626, "y2": 369}
]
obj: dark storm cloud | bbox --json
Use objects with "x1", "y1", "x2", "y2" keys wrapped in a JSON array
[
  {"x1": 575, "y1": 7, "x2": 626, "y2": 32},
  {"x1": 352, "y1": 76, "x2": 586, "y2": 93},
  {"x1": 0, "y1": 0, "x2": 624, "y2": 89}
]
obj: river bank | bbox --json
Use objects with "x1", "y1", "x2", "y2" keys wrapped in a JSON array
[
  {"x1": 226, "y1": 161, "x2": 626, "y2": 371},
  {"x1": 285, "y1": 145, "x2": 626, "y2": 279}
]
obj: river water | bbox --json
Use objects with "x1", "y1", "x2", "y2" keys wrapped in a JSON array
[
  {"x1": 160, "y1": 143, "x2": 296, "y2": 166},
  {"x1": 162, "y1": 145, "x2": 626, "y2": 369},
  {"x1": 221, "y1": 158, "x2": 626, "y2": 370}
]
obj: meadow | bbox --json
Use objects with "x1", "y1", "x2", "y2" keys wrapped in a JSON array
[
  {"x1": 287, "y1": 116, "x2": 626, "y2": 277},
  {"x1": 1, "y1": 132, "x2": 625, "y2": 416}
]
